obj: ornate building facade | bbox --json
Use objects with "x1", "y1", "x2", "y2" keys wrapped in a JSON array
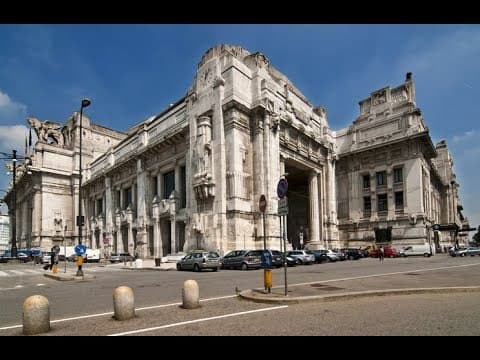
[
  {"x1": 4, "y1": 113, "x2": 125, "y2": 250},
  {"x1": 4, "y1": 45, "x2": 469, "y2": 257},
  {"x1": 335, "y1": 73, "x2": 468, "y2": 252}
]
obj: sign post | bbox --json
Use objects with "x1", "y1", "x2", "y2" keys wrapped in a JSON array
[
  {"x1": 74, "y1": 244, "x2": 86, "y2": 277},
  {"x1": 277, "y1": 178, "x2": 289, "y2": 297},
  {"x1": 259, "y1": 195, "x2": 267, "y2": 249}
]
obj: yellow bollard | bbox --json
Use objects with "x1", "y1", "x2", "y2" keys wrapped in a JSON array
[
  {"x1": 76, "y1": 255, "x2": 83, "y2": 266},
  {"x1": 264, "y1": 269, "x2": 272, "y2": 293},
  {"x1": 52, "y1": 264, "x2": 58, "y2": 274}
]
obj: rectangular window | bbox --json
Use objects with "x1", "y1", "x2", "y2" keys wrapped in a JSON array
[
  {"x1": 181, "y1": 166, "x2": 186, "y2": 208},
  {"x1": 362, "y1": 175, "x2": 370, "y2": 189},
  {"x1": 163, "y1": 171, "x2": 175, "y2": 199},
  {"x1": 393, "y1": 167, "x2": 403, "y2": 183},
  {"x1": 376, "y1": 171, "x2": 387, "y2": 186},
  {"x1": 363, "y1": 196, "x2": 371, "y2": 215},
  {"x1": 152, "y1": 176, "x2": 158, "y2": 197},
  {"x1": 395, "y1": 191, "x2": 404, "y2": 210},
  {"x1": 377, "y1": 193, "x2": 388, "y2": 212},
  {"x1": 123, "y1": 187, "x2": 132, "y2": 209},
  {"x1": 116, "y1": 190, "x2": 121, "y2": 209},
  {"x1": 96, "y1": 198, "x2": 103, "y2": 215}
]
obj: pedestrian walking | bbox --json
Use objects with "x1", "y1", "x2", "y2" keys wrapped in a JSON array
[{"x1": 379, "y1": 246, "x2": 384, "y2": 262}]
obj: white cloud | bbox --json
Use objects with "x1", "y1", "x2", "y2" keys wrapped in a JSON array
[
  {"x1": 453, "y1": 130, "x2": 477, "y2": 143},
  {"x1": 0, "y1": 89, "x2": 28, "y2": 125},
  {"x1": 0, "y1": 125, "x2": 30, "y2": 155},
  {"x1": 395, "y1": 28, "x2": 480, "y2": 92}
]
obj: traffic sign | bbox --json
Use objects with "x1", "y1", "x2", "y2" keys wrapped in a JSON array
[
  {"x1": 259, "y1": 194, "x2": 267, "y2": 213},
  {"x1": 277, "y1": 178, "x2": 288, "y2": 198},
  {"x1": 278, "y1": 197, "x2": 288, "y2": 215},
  {"x1": 74, "y1": 244, "x2": 87, "y2": 256}
]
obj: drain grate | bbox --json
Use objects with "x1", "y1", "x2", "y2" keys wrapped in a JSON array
[{"x1": 405, "y1": 273, "x2": 421, "y2": 276}]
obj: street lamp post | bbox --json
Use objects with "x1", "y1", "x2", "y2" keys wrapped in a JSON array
[
  {"x1": 0, "y1": 151, "x2": 31, "y2": 259},
  {"x1": 76, "y1": 98, "x2": 91, "y2": 277}
]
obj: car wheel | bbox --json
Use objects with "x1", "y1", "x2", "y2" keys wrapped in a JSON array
[
  {"x1": 176, "y1": 263, "x2": 182, "y2": 271},
  {"x1": 241, "y1": 263, "x2": 248, "y2": 271},
  {"x1": 212, "y1": 267, "x2": 218, "y2": 272},
  {"x1": 194, "y1": 264, "x2": 200, "y2": 272},
  {"x1": 297, "y1": 259, "x2": 303, "y2": 265}
]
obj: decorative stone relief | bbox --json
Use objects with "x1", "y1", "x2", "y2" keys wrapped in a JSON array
[{"x1": 372, "y1": 90, "x2": 387, "y2": 106}]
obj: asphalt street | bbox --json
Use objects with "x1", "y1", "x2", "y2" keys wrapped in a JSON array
[{"x1": 1, "y1": 254, "x2": 479, "y2": 335}]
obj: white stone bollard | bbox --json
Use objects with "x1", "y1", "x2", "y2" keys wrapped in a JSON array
[
  {"x1": 23, "y1": 295, "x2": 50, "y2": 335},
  {"x1": 113, "y1": 286, "x2": 135, "y2": 321},
  {"x1": 134, "y1": 259, "x2": 143, "y2": 268},
  {"x1": 182, "y1": 279, "x2": 200, "y2": 309}
]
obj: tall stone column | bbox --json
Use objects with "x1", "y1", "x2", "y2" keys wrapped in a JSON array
[
  {"x1": 32, "y1": 188, "x2": 42, "y2": 246},
  {"x1": 213, "y1": 76, "x2": 227, "y2": 251},
  {"x1": 153, "y1": 218, "x2": 162, "y2": 258},
  {"x1": 105, "y1": 177, "x2": 113, "y2": 253},
  {"x1": 170, "y1": 217, "x2": 176, "y2": 254},
  {"x1": 318, "y1": 169, "x2": 323, "y2": 244},
  {"x1": 308, "y1": 170, "x2": 320, "y2": 246},
  {"x1": 136, "y1": 158, "x2": 148, "y2": 258}
]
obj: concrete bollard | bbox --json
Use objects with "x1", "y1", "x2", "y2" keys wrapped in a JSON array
[
  {"x1": 23, "y1": 295, "x2": 50, "y2": 335},
  {"x1": 182, "y1": 279, "x2": 200, "y2": 309},
  {"x1": 113, "y1": 286, "x2": 135, "y2": 321}
]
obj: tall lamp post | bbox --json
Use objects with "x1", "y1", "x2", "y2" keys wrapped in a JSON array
[
  {"x1": 76, "y1": 98, "x2": 91, "y2": 277},
  {"x1": 0, "y1": 150, "x2": 31, "y2": 258}
]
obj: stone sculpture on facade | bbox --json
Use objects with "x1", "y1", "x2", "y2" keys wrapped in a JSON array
[
  {"x1": 193, "y1": 115, "x2": 215, "y2": 200},
  {"x1": 28, "y1": 117, "x2": 64, "y2": 147}
]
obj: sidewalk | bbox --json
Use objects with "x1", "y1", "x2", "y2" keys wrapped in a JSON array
[
  {"x1": 113, "y1": 259, "x2": 178, "y2": 271},
  {"x1": 239, "y1": 267, "x2": 480, "y2": 304}
]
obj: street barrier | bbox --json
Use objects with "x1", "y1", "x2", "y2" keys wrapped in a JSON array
[
  {"x1": 113, "y1": 286, "x2": 135, "y2": 320},
  {"x1": 182, "y1": 280, "x2": 200, "y2": 309},
  {"x1": 23, "y1": 295, "x2": 50, "y2": 335}
]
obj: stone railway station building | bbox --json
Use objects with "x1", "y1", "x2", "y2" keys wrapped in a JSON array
[{"x1": 4, "y1": 45, "x2": 469, "y2": 259}]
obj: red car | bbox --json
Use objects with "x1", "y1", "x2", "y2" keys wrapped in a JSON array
[{"x1": 370, "y1": 247, "x2": 398, "y2": 258}]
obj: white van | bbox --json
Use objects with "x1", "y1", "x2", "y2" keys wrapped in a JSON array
[
  {"x1": 400, "y1": 244, "x2": 432, "y2": 257},
  {"x1": 85, "y1": 248, "x2": 101, "y2": 263}
]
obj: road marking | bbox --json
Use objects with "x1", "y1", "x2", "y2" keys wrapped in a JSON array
[
  {"x1": 14, "y1": 285, "x2": 23, "y2": 288},
  {"x1": 9, "y1": 270, "x2": 25, "y2": 275},
  {"x1": 25, "y1": 269, "x2": 42, "y2": 274},
  {"x1": 275, "y1": 262, "x2": 480, "y2": 289},
  {"x1": 108, "y1": 305, "x2": 289, "y2": 336},
  {"x1": 0, "y1": 294, "x2": 237, "y2": 331},
  {"x1": 0, "y1": 271, "x2": 7, "y2": 277},
  {"x1": 36, "y1": 284, "x2": 45, "y2": 286}
]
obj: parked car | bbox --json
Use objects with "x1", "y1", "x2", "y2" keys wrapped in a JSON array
[
  {"x1": 400, "y1": 245, "x2": 432, "y2": 257},
  {"x1": 269, "y1": 250, "x2": 286, "y2": 268},
  {"x1": 342, "y1": 248, "x2": 362, "y2": 260},
  {"x1": 370, "y1": 247, "x2": 399, "y2": 258},
  {"x1": 176, "y1": 251, "x2": 220, "y2": 272},
  {"x1": 286, "y1": 250, "x2": 315, "y2": 265},
  {"x1": 314, "y1": 249, "x2": 338, "y2": 262},
  {"x1": 221, "y1": 249, "x2": 263, "y2": 270},
  {"x1": 466, "y1": 247, "x2": 480, "y2": 256},
  {"x1": 109, "y1": 253, "x2": 135, "y2": 263},
  {"x1": 311, "y1": 250, "x2": 329, "y2": 263}
]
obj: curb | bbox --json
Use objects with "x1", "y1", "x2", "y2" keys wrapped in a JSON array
[
  {"x1": 121, "y1": 267, "x2": 177, "y2": 271},
  {"x1": 239, "y1": 286, "x2": 480, "y2": 304},
  {"x1": 43, "y1": 273, "x2": 96, "y2": 281}
]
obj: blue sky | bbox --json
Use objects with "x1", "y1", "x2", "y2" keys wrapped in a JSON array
[{"x1": 0, "y1": 24, "x2": 479, "y2": 232}]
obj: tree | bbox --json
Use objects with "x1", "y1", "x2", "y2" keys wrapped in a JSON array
[{"x1": 473, "y1": 230, "x2": 480, "y2": 246}]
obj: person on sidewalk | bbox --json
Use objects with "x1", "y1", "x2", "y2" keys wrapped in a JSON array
[{"x1": 379, "y1": 246, "x2": 385, "y2": 262}]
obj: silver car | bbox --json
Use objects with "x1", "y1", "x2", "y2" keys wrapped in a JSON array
[
  {"x1": 286, "y1": 250, "x2": 315, "y2": 265},
  {"x1": 176, "y1": 251, "x2": 220, "y2": 272}
]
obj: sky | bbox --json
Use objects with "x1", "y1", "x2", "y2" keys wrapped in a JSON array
[{"x1": 0, "y1": 24, "x2": 478, "y2": 232}]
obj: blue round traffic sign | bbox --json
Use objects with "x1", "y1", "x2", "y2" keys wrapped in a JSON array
[
  {"x1": 74, "y1": 244, "x2": 87, "y2": 256},
  {"x1": 277, "y1": 178, "x2": 288, "y2": 198}
]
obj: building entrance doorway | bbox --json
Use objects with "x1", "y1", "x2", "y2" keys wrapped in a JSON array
[
  {"x1": 284, "y1": 163, "x2": 310, "y2": 250},
  {"x1": 161, "y1": 219, "x2": 172, "y2": 255}
]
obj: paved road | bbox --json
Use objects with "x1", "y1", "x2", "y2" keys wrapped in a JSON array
[{"x1": 1, "y1": 254, "x2": 479, "y2": 333}]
